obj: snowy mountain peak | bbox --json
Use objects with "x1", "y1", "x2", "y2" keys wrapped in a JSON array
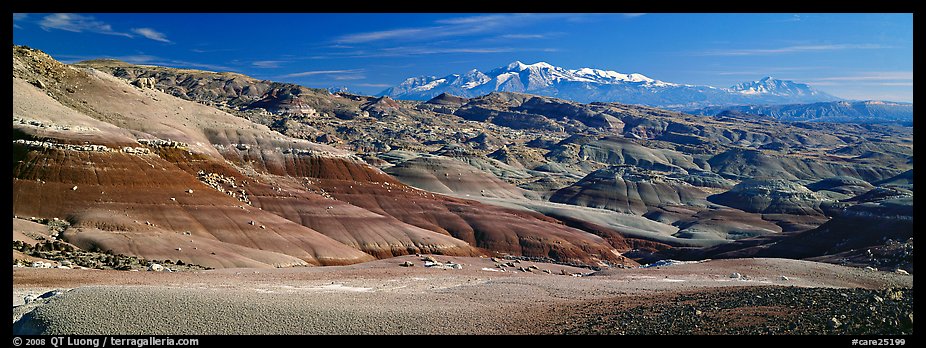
[
  {"x1": 504, "y1": 61, "x2": 556, "y2": 71},
  {"x1": 506, "y1": 61, "x2": 527, "y2": 71},
  {"x1": 380, "y1": 62, "x2": 841, "y2": 107},
  {"x1": 727, "y1": 77, "x2": 833, "y2": 98}
]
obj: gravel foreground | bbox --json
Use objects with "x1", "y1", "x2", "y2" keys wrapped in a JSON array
[
  {"x1": 549, "y1": 286, "x2": 914, "y2": 335},
  {"x1": 12, "y1": 256, "x2": 913, "y2": 335}
]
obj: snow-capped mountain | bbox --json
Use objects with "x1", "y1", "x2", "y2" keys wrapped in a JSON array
[
  {"x1": 727, "y1": 76, "x2": 832, "y2": 100},
  {"x1": 379, "y1": 61, "x2": 841, "y2": 108}
]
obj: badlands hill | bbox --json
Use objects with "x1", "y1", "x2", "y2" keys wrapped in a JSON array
[
  {"x1": 14, "y1": 46, "x2": 632, "y2": 269},
  {"x1": 13, "y1": 46, "x2": 914, "y2": 273}
]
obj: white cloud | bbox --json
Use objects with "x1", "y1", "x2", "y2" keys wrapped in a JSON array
[
  {"x1": 39, "y1": 13, "x2": 132, "y2": 38},
  {"x1": 433, "y1": 14, "x2": 515, "y2": 25},
  {"x1": 280, "y1": 69, "x2": 364, "y2": 78},
  {"x1": 13, "y1": 13, "x2": 27, "y2": 28},
  {"x1": 115, "y1": 55, "x2": 160, "y2": 64},
  {"x1": 336, "y1": 14, "x2": 566, "y2": 44},
  {"x1": 252, "y1": 60, "x2": 285, "y2": 68},
  {"x1": 499, "y1": 34, "x2": 546, "y2": 40},
  {"x1": 338, "y1": 28, "x2": 429, "y2": 43},
  {"x1": 319, "y1": 45, "x2": 557, "y2": 59},
  {"x1": 698, "y1": 43, "x2": 888, "y2": 56},
  {"x1": 810, "y1": 71, "x2": 912, "y2": 82},
  {"x1": 131, "y1": 27, "x2": 171, "y2": 43}
]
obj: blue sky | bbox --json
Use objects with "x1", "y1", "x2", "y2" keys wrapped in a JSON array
[{"x1": 12, "y1": 13, "x2": 913, "y2": 102}]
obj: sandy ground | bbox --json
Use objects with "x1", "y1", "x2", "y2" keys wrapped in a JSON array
[{"x1": 12, "y1": 256, "x2": 912, "y2": 334}]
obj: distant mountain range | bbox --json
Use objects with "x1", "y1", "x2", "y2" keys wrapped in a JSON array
[
  {"x1": 380, "y1": 61, "x2": 842, "y2": 108},
  {"x1": 689, "y1": 100, "x2": 913, "y2": 125}
]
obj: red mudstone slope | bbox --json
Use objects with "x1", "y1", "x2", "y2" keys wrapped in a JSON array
[{"x1": 13, "y1": 45, "x2": 626, "y2": 267}]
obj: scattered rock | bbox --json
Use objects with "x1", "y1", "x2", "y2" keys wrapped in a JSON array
[
  {"x1": 186, "y1": 189, "x2": 194, "y2": 194},
  {"x1": 148, "y1": 263, "x2": 164, "y2": 272},
  {"x1": 421, "y1": 255, "x2": 438, "y2": 263},
  {"x1": 887, "y1": 289, "x2": 903, "y2": 301},
  {"x1": 730, "y1": 272, "x2": 742, "y2": 279},
  {"x1": 400, "y1": 261, "x2": 414, "y2": 267},
  {"x1": 71, "y1": 186, "x2": 78, "y2": 191},
  {"x1": 779, "y1": 276, "x2": 790, "y2": 281},
  {"x1": 894, "y1": 269, "x2": 909, "y2": 275},
  {"x1": 828, "y1": 316, "x2": 842, "y2": 329},
  {"x1": 39, "y1": 290, "x2": 63, "y2": 299},
  {"x1": 31, "y1": 261, "x2": 51, "y2": 268},
  {"x1": 23, "y1": 294, "x2": 37, "y2": 304}
]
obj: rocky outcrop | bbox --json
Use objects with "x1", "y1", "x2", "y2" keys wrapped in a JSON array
[
  {"x1": 708, "y1": 179, "x2": 826, "y2": 215},
  {"x1": 806, "y1": 176, "x2": 875, "y2": 196},
  {"x1": 708, "y1": 148, "x2": 900, "y2": 182},
  {"x1": 550, "y1": 166, "x2": 708, "y2": 215},
  {"x1": 131, "y1": 77, "x2": 157, "y2": 89}
]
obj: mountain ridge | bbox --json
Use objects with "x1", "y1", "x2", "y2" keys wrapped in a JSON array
[
  {"x1": 689, "y1": 100, "x2": 914, "y2": 124},
  {"x1": 380, "y1": 61, "x2": 841, "y2": 108}
]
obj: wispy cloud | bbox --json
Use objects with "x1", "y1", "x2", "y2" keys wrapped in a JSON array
[
  {"x1": 162, "y1": 59, "x2": 234, "y2": 72},
  {"x1": 709, "y1": 66, "x2": 831, "y2": 76},
  {"x1": 433, "y1": 14, "x2": 515, "y2": 25},
  {"x1": 252, "y1": 60, "x2": 285, "y2": 69},
  {"x1": 280, "y1": 69, "x2": 364, "y2": 79},
  {"x1": 190, "y1": 47, "x2": 238, "y2": 54},
  {"x1": 58, "y1": 53, "x2": 233, "y2": 72},
  {"x1": 810, "y1": 71, "x2": 912, "y2": 82},
  {"x1": 622, "y1": 13, "x2": 647, "y2": 18},
  {"x1": 765, "y1": 14, "x2": 803, "y2": 23},
  {"x1": 807, "y1": 71, "x2": 913, "y2": 88},
  {"x1": 697, "y1": 43, "x2": 889, "y2": 56},
  {"x1": 379, "y1": 46, "x2": 516, "y2": 55},
  {"x1": 499, "y1": 34, "x2": 547, "y2": 40},
  {"x1": 13, "y1": 13, "x2": 27, "y2": 28},
  {"x1": 800, "y1": 71, "x2": 912, "y2": 91},
  {"x1": 335, "y1": 14, "x2": 569, "y2": 44},
  {"x1": 114, "y1": 55, "x2": 161, "y2": 64},
  {"x1": 310, "y1": 45, "x2": 555, "y2": 59},
  {"x1": 339, "y1": 28, "x2": 430, "y2": 43},
  {"x1": 38, "y1": 14, "x2": 171, "y2": 43},
  {"x1": 39, "y1": 13, "x2": 132, "y2": 38},
  {"x1": 131, "y1": 27, "x2": 171, "y2": 43}
]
